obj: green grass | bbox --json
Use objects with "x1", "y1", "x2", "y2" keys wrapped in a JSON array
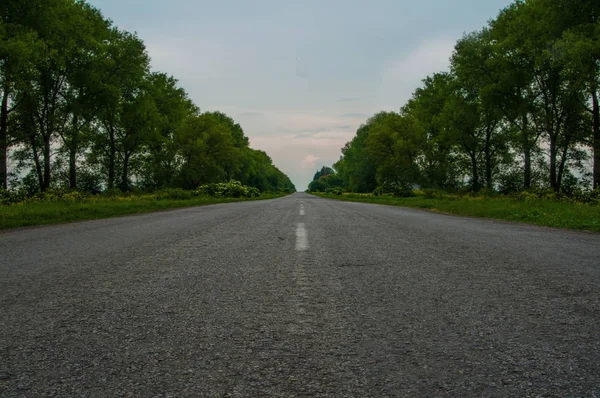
[
  {"x1": 0, "y1": 193, "x2": 288, "y2": 229},
  {"x1": 311, "y1": 192, "x2": 600, "y2": 232}
]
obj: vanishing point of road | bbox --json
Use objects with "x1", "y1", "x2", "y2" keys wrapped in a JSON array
[{"x1": 1, "y1": 193, "x2": 599, "y2": 397}]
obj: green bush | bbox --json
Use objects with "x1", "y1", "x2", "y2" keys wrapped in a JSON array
[
  {"x1": 373, "y1": 182, "x2": 414, "y2": 197},
  {"x1": 0, "y1": 188, "x2": 28, "y2": 206},
  {"x1": 196, "y1": 180, "x2": 261, "y2": 198},
  {"x1": 102, "y1": 188, "x2": 123, "y2": 198},
  {"x1": 422, "y1": 188, "x2": 446, "y2": 199},
  {"x1": 31, "y1": 188, "x2": 87, "y2": 203},
  {"x1": 155, "y1": 188, "x2": 193, "y2": 200},
  {"x1": 326, "y1": 187, "x2": 343, "y2": 196},
  {"x1": 573, "y1": 188, "x2": 600, "y2": 206}
]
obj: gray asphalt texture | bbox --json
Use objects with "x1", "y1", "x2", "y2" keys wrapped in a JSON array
[{"x1": 1, "y1": 192, "x2": 599, "y2": 397}]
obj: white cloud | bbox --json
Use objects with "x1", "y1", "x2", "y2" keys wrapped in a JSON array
[{"x1": 300, "y1": 155, "x2": 320, "y2": 170}]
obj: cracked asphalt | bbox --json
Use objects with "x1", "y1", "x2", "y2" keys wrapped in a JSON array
[{"x1": 1, "y1": 192, "x2": 599, "y2": 397}]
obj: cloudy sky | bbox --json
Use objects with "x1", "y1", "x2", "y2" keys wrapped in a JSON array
[{"x1": 89, "y1": 0, "x2": 513, "y2": 190}]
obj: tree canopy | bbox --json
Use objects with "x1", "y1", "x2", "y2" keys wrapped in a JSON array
[
  {"x1": 0, "y1": 0, "x2": 295, "y2": 194},
  {"x1": 313, "y1": 0, "x2": 599, "y2": 195}
]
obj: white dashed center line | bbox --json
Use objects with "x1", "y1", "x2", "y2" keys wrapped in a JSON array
[{"x1": 295, "y1": 223, "x2": 308, "y2": 251}]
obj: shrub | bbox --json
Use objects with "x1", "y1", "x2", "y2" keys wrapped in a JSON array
[
  {"x1": 155, "y1": 188, "x2": 193, "y2": 200},
  {"x1": 573, "y1": 188, "x2": 600, "y2": 206},
  {"x1": 0, "y1": 188, "x2": 28, "y2": 206},
  {"x1": 326, "y1": 187, "x2": 343, "y2": 196},
  {"x1": 32, "y1": 188, "x2": 87, "y2": 203},
  {"x1": 195, "y1": 180, "x2": 261, "y2": 198},
  {"x1": 102, "y1": 188, "x2": 123, "y2": 198},
  {"x1": 422, "y1": 188, "x2": 445, "y2": 199},
  {"x1": 373, "y1": 182, "x2": 414, "y2": 197},
  {"x1": 478, "y1": 187, "x2": 498, "y2": 198}
]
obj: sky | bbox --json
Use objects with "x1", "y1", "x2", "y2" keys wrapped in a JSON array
[{"x1": 88, "y1": 0, "x2": 514, "y2": 190}]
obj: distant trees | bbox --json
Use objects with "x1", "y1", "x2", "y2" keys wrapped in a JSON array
[
  {"x1": 1, "y1": 0, "x2": 294, "y2": 194},
  {"x1": 319, "y1": 0, "x2": 599, "y2": 195},
  {"x1": 308, "y1": 166, "x2": 343, "y2": 193}
]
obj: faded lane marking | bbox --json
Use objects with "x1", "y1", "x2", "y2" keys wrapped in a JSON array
[
  {"x1": 300, "y1": 209, "x2": 305, "y2": 216},
  {"x1": 295, "y1": 223, "x2": 308, "y2": 251}
]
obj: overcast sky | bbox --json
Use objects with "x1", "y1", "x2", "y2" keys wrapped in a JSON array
[{"x1": 88, "y1": 0, "x2": 513, "y2": 190}]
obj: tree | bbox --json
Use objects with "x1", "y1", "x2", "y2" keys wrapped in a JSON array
[
  {"x1": 175, "y1": 112, "x2": 236, "y2": 189},
  {"x1": 92, "y1": 29, "x2": 149, "y2": 189},
  {"x1": 312, "y1": 166, "x2": 334, "y2": 182},
  {"x1": 451, "y1": 31, "x2": 508, "y2": 190},
  {"x1": 337, "y1": 123, "x2": 377, "y2": 193},
  {"x1": 404, "y1": 73, "x2": 460, "y2": 189},
  {"x1": 366, "y1": 111, "x2": 424, "y2": 189},
  {"x1": 0, "y1": 12, "x2": 43, "y2": 189},
  {"x1": 137, "y1": 73, "x2": 196, "y2": 189}
]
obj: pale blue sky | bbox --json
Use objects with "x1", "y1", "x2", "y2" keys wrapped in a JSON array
[{"x1": 89, "y1": 0, "x2": 514, "y2": 190}]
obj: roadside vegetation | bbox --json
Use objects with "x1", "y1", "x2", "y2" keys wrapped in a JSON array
[
  {"x1": 308, "y1": 0, "x2": 600, "y2": 232},
  {"x1": 1, "y1": 1, "x2": 296, "y2": 228},
  {"x1": 1, "y1": 0, "x2": 295, "y2": 197},
  {"x1": 311, "y1": 189, "x2": 600, "y2": 232},
  {"x1": 0, "y1": 181, "x2": 290, "y2": 229}
]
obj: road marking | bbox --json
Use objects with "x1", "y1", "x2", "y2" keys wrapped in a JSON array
[
  {"x1": 300, "y1": 209, "x2": 305, "y2": 216},
  {"x1": 295, "y1": 223, "x2": 308, "y2": 251}
]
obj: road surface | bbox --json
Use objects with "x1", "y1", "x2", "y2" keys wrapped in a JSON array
[{"x1": 1, "y1": 192, "x2": 599, "y2": 397}]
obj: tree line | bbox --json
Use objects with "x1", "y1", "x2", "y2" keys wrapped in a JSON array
[
  {"x1": 1, "y1": 0, "x2": 295, "y2": 194},
  {"x1": 313, "y1": 0, "x2": 599, "y2": 195}
]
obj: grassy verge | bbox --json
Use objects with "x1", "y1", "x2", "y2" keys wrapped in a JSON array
[
  {"x1": 311, "y1": 192, "x2": 600, "y2": 232},
  {"x1": 0, "y1": 193, "x2": 288, "y2": 230}
]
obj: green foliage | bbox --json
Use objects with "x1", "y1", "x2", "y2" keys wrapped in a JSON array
[
  {"x1": 373, "y1": 182, "x2": 414, "y2": 198},
  {"x1": 326, "y1": 187, "x2": 343, "y2": 196},
  {"x1": 0, "y1": 193, "x2": 289, "y2": 229},
  {"x1": 321, "y1": 0, "x2": 599, "y2": 196},
  {"x1": 310, "y1": 192, "x2": 600, "y2": 232},
  {"x1": 313, "y1": 166, "x2": 335, "y2": 182},
  {"x1": 0, "y1": 188, "x2": 27, "y2": 206},
  {"x1": 421, "y1": 188, "x2": 447, "y2": 200},
  {"x1": 154, "y1": 188, "x2": 194, "y2": 201},
  {"x1": 196, "y1": 180, "x2": 260, "y2": 198},
  {"x1": 308, "y1": 172, "x2": 343, "y2": 193},
  {"x1": 1, "y1": 0, "x2": 294, "y2": 196}
]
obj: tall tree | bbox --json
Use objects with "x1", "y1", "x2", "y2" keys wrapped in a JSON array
[
  {"x1": 404, "y1": 73, "x2": 459, "y2": 189},
  {"x1": 92, "y1": 29, "x2": 149, "y2": 189},
  {"x1": 0, "y1": 18, "x2": 41, "y2": 189},
  {"x1": 366, "y1": 111, "x2": 424, "y2": 188}
]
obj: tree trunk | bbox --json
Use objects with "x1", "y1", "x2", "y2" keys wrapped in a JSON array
[
  {"x1": 557, "y1": 146, "x2": 569, "y2": 192},
  {"x1": 593, "y1": 90, "x2": 599, "y2": 190},
  {"x1": 42, "y1": 134, "x2": 51, "y2": 191},
  {"x1": 28, "y1": 128, "x2": 43, "y2": 190},
  {"x1": 120, "y1": 151, "x2": 130, "y2": 191},
  {"x1": 549, "y1": 135, "x2": 558, "y2": 192},
  {"x1": 69, "y1": 115, "x2": 78, "y2": 189},
  {"x1": 522, "y1": 115, "x2": 531, "y2": 190},
  {"x1": 484, "y1": 128, "x2": 492, "y2": 190},
  {"x1": 470, "y1": 152, "x2": 479, "y2": 192},
  {"x1": 108, "y1": 125, "x2": 116, "y2": 189},
  {"x1": 0, "y1": 88, "x2": 8, "y2": 190},
  {"x1": 557, "y1": 134, "x2": 571, "y2": 192},
  {"x1": 69, "y1": 146, "x2": 77, "y2": 189}
]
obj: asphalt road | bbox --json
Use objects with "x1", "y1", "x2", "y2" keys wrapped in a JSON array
[{"x1": 1, "y1": 192, "x2": 599, "y2": 397}]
